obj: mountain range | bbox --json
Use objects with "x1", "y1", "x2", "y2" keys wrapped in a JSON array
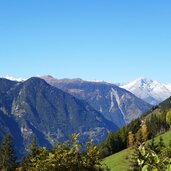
[
  {"x1": 1, "y1": 75, "x2": 170, "y2": 157},
  {"x1": 121, "y1": 77, "x2": 171, "y2": 105},
  {"x1": 5, "y1": 75, "x2": 171, "y2": 106},
  {"x1": 41, "y1": 75, "x2": 151, "y2": 128},
  {"x1": 0, "y1": 77, "x2": 117, "y2": 156}
]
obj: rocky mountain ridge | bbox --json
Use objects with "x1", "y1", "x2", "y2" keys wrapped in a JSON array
[
  {"x1": 41, "y1": 75, "x2": 151, "y2": 128},
  {"x1": 0, "y1": 77, "x2": 117, "y2": 156}
]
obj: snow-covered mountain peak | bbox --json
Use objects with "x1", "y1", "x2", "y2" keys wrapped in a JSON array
[
  {"x1": 122, "y1": 78, "x2": 153, "y2": 92},
  {"x1": 164, "y1": 83, "x2": 171, "y2": 92},
  {"x1": 131, "y1": 77, "x2": 153, "y2": 85},
  {"x1": 121, "y1": 78, "x2": 171, "y2": 105}
]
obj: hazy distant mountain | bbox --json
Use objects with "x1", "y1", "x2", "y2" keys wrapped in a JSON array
[
  {"x1": 0, "y1": 77, "x2": 117, "y2": 156},
  {"x1": 121, "y1": 78, "x2": 171, "y2": 105},
  {"x1": 41, "y1": 75, "x2": 151, "y2": 128}
]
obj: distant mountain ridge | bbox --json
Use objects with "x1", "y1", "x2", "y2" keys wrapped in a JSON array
[
  {"x1": 41, "y1": 75, "x2": 151, "y2": 128},
  {"x1": 3, "y1": 75, "x2": 171, "y2": 106},
  {"x1": 0, "y1": 77, "x2": 117, "y2": 156},
  {"x1": 121, "y1": 78, "x2": 171, "y2": 105}
]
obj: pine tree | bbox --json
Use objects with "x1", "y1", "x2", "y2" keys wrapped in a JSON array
[
  {"x1": 100, "y1": 131, "x2": 115, "y2": 157},
  {"x1": 105, "y1": 131, "x2": 115, "y2": 154},
  {"x1": 147, "y1": 114, "x2": 158, "y2": 138},
  {"x1": 29, "y1": 136, "x2": 40, "y2": 158},
  {"x1": 147, "y1": 137, "x2": 158, "y2": 152},
  {"x1": 0, "y1": 134, "x2": 17, "y2": 171},
  {"x1": 21, "y1": 136, "x2": 40, "y2": 171},
  {"x1": 157, "y1": 136, "x2": 165, "y2": 152},
  {"x1": 128, "y1": 142, "x2": 142, "y2": 171}
]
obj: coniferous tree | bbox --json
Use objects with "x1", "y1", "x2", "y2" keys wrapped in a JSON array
[
  {"x1": 157, "y1": 136, "x2": 165, "y2": 152},
  {"x1": 29, "y1": 136, "x2": 40, "y2": 158},
  {"x1": 147, "y1": 137, "x2": 158, "y2": 153},
  {"x1": 0, "y1": 134, "x2": 17, "y2": 171},
  {"x1": 128, "y1": 142, "x2": 142, "y2": 171},
  {"x1": 146, "y1": 114, "x2": 159, "y2": 138},
  {"x1": 21, "y1": 136, "x2": 40, "y2": 171},
  {"x1": 104, "y1": 131, "x2": 115, "y2": 155},
  {"x1": 99, "y1": 131, "x2": 115, "y2": 157}
]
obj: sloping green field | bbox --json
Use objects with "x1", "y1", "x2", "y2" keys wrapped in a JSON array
[
  {"x1": 102, "y1": 148, "x2": 132, "y2": 171},
  {"x1": 153, "y1": 130, "x2": 171, "y2": 146},
  {"x1": 102, "y1": 130, "x2": 171, "y2": 171}
]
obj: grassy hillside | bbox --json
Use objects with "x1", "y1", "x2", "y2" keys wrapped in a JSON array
[
  {"x1": 102, "y1": 148, "x2": 132, "y2": 171},
  {"x1": 102, "y1": 130, "x2": 171, "y2": 171},
  {"x1": 153, "y1": 130, "x2": 171, "y2": 146}
]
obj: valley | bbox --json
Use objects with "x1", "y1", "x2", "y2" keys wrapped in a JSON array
[{"x1": 0, "y1": 76, "x2": 171, "y2": 170}]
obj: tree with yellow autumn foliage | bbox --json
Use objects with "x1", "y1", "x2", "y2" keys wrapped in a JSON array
[{"x1": 128, "y1": 131, "x2": 135, "y2": 147}]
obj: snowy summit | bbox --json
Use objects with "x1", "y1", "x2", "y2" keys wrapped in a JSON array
[{"x1": 121, "y1": 77, "x2": 171, "y2": 105}]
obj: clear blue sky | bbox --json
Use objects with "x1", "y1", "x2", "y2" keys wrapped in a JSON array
[{"x1": 0, "y1": 0, "x2": 171, "y2": 83}]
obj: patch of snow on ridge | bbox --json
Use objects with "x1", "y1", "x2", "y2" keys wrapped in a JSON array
[
  {"x1": 165, "y1": 83, "x2": 171, "y2": 93},
  {"x1": 4, "y1": 75, "x2": 26, "y2": 82}
]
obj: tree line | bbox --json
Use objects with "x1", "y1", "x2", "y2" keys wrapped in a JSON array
[{"x1": 0, "y1": 133, "x2": 109, "y2": 171}]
